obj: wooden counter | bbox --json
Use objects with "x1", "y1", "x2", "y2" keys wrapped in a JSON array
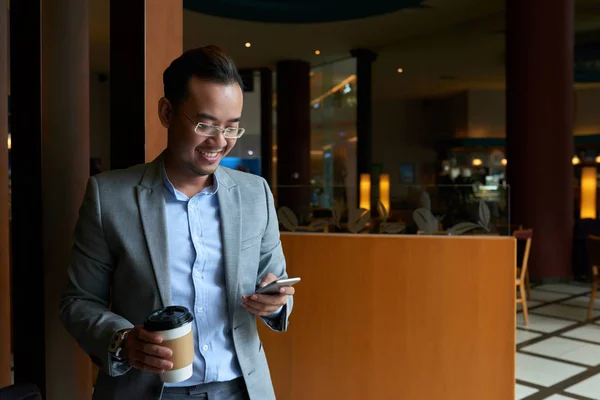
[{"x1": 259, "y1": 233, "x2": 515, "y2": 400}]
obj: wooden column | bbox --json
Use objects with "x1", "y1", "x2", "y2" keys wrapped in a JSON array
[
  {"x1": 10, "y1": 0, "x2": 45, "y2": 393},
  {"x1": 506, "y1": 0, "x2": 574, "y2": 280},
  {"x1": 41, "y1": 0, "x2": 93, "y2": 398},
  {"x1": 110, "y1": 0, "x2": 183, "y2": 169},
  {"x1": 0, "y1": 0, "x2": 11, "y2": 387}
]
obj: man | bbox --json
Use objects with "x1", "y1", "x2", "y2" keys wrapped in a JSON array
[{"x1": 60, "y1": 46, "x2": 294, "y2": 400}]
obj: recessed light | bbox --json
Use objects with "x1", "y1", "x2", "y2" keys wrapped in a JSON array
[
  {"x1": 315, "y1": 50, "x2": 321, "y2": 55},
  {"x1": 248, "y1": 150, "x2": 254, "y2": 156},
  {"x1": 397, "y1": 68, "x2": 404, "y2": 73},
  {"x1": 245, "y1": 42, "x2": 251, "y2": 48}
]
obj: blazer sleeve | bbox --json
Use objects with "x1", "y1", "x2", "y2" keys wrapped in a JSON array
[
  {"x1": 256, "y1": 178, "x2": 293, "y2": 332},
  {"x1": 59, "y1": 176, "x2": 134, "y2": 376}
]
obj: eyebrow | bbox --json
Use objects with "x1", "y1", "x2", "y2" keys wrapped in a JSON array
[{"x1": 197, "y1": 113, "x2": 241, "y2": 123}]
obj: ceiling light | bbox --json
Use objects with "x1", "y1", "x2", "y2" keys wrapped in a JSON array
[
  {"x1": 501, "y1": 158, "x2": 507, "y2": 166},
  {"x1": 472, "y1": 158, "x2": 482, "y2": 166},
  {"x1": 315, "y1": 50, "x2": 321, "y2": 55},
  {"x1": 596, "y1": 155, "x2": 600, "y2": 164},
  {"x1": 245, "y1": 42, "x2": 251, "y2": 48},
  {"x1": 248, "y1": 150, "x2": 254, "y2": 156},
  {"x1": 397, "y1": 68, "x2": 404, "y2": 73},
  {"x1": 7, "y1": 134, "x2": 10, "y2": 150},
  {"x1": 573, "y1": 156, "x2": 581, "y2": 165}
]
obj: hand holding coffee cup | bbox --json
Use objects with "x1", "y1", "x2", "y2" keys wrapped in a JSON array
[
  {"x1": 121, "y1": 326, "x2": 174, "y2": 374},
  {"x1": 144, "y1": 306, "x2": 195, "y2": 383}
]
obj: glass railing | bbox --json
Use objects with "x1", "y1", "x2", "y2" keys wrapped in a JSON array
[{"x1": 273, "y1": 184, "x2": 512, "y2": 236}]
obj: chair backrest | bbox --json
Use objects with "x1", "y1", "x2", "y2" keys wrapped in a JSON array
[
  {"x1": 514, "y1": 229, "x2": 533, "y2": 280},
  {"x1": 586, "y1": 235, "x2": 600, "y2": 275}
]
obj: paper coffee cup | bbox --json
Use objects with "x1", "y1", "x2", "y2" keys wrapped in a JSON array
[{"x1": 144, "y1": 306, "x2": 195, "y2": 383}]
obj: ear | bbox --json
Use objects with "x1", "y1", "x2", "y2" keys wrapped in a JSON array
[{"x1": 158, "y1": 97, "x2": 173, "y2": 128}]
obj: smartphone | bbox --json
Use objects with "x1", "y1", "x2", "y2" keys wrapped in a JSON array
[{"x1": 255, "y1": 277, "x2": 301, "y2": 295}]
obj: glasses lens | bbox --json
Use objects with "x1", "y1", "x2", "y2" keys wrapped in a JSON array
[
  {"x1": 224, "y1": 128, "x2": 242, "y2": 139},
  {"x1": 196, "y1": 123, "x2": 216, "y2": 136}
]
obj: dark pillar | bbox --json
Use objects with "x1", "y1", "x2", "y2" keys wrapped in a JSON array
[
  {"x1": 260, "y1": 68, "x2": 273, "y2": 185},
  {"x1": 110, "y1": 0, "x2": 145, "y2": 169},
  {"x1": 506, "y1": 0, "x2": 574, "y2": 280},
  {"x1": 351, "y1": 49, "x2": 377, "y2": 208},
  {"x1": 10, "y1": 0, "x2": 46, "y2": 393},
  {"x1": 276, "y1": 60, "x2": 311, "y2": 220},
  {"x1": 110, "y1": 0, "x2": 182, "y2": 169},
  {"x1": 0, "y1": 0, "x2": 11, "y2": 386}
]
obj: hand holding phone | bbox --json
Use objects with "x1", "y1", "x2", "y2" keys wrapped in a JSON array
[
  {"x1": 255, "y1": 277, "x2": 301, "y2": 295},
  {"x1": 242, "y1": 275, "x2": 300, "y2": 316}
]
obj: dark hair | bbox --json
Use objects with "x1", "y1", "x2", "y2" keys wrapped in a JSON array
[{"x1": 163, "y1": 45, "x2": 243, "y2": 107}]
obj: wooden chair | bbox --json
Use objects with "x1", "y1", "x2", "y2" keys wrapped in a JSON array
[
  {"x1": 515, "y1": 229, "x2": 533, "y2": 326},
  {"x1": 512, "y1": 225, "x2": 531, "y2": 300},
  {"x1": 585, "y1": 235, "x2": 600, "y2": 320},
  {"x1": 503, "y1": 224, "x2": 531, "y2": 299}
]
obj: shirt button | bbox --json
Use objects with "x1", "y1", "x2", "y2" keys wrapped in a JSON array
[
  {"x1": 196, "y1": 307, "x2": 203, "y2": 313},
  {"x1": 193, "y1": 235, "x2": 199, "y2": 242},
  {"x1": 202, "y1": 344, "x2": 209, "y2": 351}
]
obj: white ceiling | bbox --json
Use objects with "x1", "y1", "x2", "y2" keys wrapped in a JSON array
[{"x1": 89, "y1": 0, "x2": 600, "y2": 100}]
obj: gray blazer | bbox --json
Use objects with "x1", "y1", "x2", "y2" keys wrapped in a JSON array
[{"x1": 60, "y1": 154, "x2": 292, "y2": 399}]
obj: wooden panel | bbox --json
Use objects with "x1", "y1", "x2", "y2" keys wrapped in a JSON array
[
  {"x1": 260, "y1": 234, "x2": 515, "y2": 400},
  {"x1": 145, "y1": 0, "x2": 182, "y2": 162}
]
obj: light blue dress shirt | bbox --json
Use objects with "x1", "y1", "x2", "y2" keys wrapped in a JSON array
[{"x1": 162, "y1": 167, "x2": 242, "y2": 386}]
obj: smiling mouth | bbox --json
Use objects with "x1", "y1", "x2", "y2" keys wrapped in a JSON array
[{"x1": 196, "y1": 148, "x2": 224, "y2": 160}]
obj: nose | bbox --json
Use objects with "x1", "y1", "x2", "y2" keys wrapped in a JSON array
[
  {"x1": 215, "y1": 131, "x2": 228, "y2": 149},
  {"x1": 204, "y1": 131, "x2": 228, "y2": 149}
]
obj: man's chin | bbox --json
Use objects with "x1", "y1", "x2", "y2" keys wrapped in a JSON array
[{"x1": 190, "y1": 160, "x2": 220, "y2": 177}]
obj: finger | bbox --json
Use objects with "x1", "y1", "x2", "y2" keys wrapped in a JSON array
[
  {"x1": 135, "y1": 350, "x2": 174, "y2": 371},
  {"x1": 242, "y1": 299, "x2": 280, "y2": 314},
  {"x1": 141, "y1": 343, "x2": 173, "y2": 359},
  {"x1": 247, "y1": 293, "x2": 287, "y2": 306},
  {"x1": 259, "y1": 273, "x2": 278, "y2": 287},
  {"x1": 129, "y1": 359, "x2": 165, "y2": 374},
  {"x1": 242, "y1": 302, "x2": 262, "y2": 315},
  {"x1": 242, "y1": 302, "x2": 275, "y2": 317},
  {"x1": 278, "y1": 286, "x2": 295, "y2": 296},
  {"x1": 136, "y1": 328, "x2": 164, "y2": 344}
]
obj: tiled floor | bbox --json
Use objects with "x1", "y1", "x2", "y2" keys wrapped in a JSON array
[{"x1": 517, "y1": 283, "x2": 600, "y2": 400}]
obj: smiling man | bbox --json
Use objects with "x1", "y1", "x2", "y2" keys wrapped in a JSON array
[{"x1": 60, "y1": 46, "x2": 294, "y2": 400}]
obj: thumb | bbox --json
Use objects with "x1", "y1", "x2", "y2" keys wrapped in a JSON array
[{"x1": 260, "y1": 273, "x2": 278, "y2": 287}]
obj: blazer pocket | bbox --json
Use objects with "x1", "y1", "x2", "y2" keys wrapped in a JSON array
[{"x1": 241, "y1": 234, "x2": 262, "y2": 250}]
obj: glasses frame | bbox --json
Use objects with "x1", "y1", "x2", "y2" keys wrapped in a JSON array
[{"x1": 183, "y1": 113, "x2": 245, "y2": 139}]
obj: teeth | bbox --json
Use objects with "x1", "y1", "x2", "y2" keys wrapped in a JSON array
[{"x1": 199, "y1": 150, "x2": 219, "y2": 158}]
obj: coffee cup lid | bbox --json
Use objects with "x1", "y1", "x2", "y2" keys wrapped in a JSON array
[{"x1": 144, "y1": 306, "x2": 194, "y2": 332}]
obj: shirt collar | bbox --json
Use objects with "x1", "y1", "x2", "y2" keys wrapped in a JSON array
[{"x1": 161, "y1": 160, "x2": 219, "y2": 201}]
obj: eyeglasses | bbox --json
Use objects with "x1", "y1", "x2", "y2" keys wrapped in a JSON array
[{"x1": 183, "y1": 113, "x2": 245, "y2": 139}]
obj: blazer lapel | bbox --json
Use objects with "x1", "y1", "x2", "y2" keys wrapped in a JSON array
[
  {"x1": 137, "y1": 154, "x2": 171, "y2": 307},
  {"x1": 215, "y1": 167, "x2": 241, "y2": 320}
]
